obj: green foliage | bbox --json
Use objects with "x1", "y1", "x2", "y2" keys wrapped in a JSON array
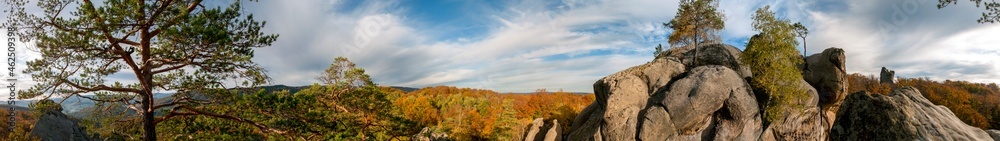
[
  {"x1": 12, "y1": 0, "x2": 278, "y2": 140},
  {"x1": 153, "y1": 57, "x2": 418, "y2": 140},
  {"x1": 937, "y1": 0, "x2": 1000, "y2": 23},
  {"x1": 664, "y1": 0, "x2": 725, "y2": 48},
  {"x1": 28, "y1": 99, "x2": 62, "y2": 115},
  {"x1": 654, "y1": 44, "x2": 664, "y2": 57},
  {"x1": 741, "y1": 5, "x2": 806, "y2": 123}
]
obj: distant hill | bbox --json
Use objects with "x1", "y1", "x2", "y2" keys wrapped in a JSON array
[
  {"x1": 389, "y1": 86, "x2": 419, "y2": 93},
  {"x1": 0, "y1": 105, "x2": 30, "y2": 112}
]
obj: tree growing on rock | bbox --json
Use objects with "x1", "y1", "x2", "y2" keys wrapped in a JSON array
[
  {"x1": 11, "y1": 0, "x2": 279, "y2": 140},
  {"x1": 793, "y1": 22, "x2": 809, "y2": 56},
  {"x1": 741, "y1": 6, "x2": 807, "y2": 123},
  {"x1": 664, "y1": 0, "x2": 725, "y2": 64}
]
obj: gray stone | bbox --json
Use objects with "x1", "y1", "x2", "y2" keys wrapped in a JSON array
[
  {"x1": 567, "y1": 57, "x2": 686, "y2": 141},
  {"x1": 801, "y1": 47, "x2": 848, "y2": 131},
  {"x1": 987, "y1": 129, "x2": 1000, "y2": 141},
  {"x1": 879, "y1": 67, "x2": 894, "y2": 85},
  {"x1": 831, "y1": 87, "x2": 993, "y2": 141},
  {"x1": 680, "y1": 43, "x2": 753, "y2": 79},
  {"x1": 30, "y1": 111, "x2": 91, "y2": 141},
  {"x1": 759, "y1": 79, "x2": 825, "y2": 141}
]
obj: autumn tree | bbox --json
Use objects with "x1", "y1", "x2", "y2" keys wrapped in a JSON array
[
  {"x1": 664, "y1": 0, "x2": 725, "y2": 65},
  {"x1": 741, "y1": 5, "x2": 806, "y2": 123},
  {"x1": 11, "y1": 0, "x2": 278, "y2": 140},
  {"x1": 305, "y1": 56, "x2": 417, "y2": 140},
  {"x1": 938, "y1": 0, "x2": 1000, "y2": 23}
]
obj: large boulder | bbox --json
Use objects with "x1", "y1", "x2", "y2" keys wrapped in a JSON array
[
  {"x1": 568, "y1": 44, "x2": 858, "y2": 141},
  {"x1": 680, "y1": 43, "x2": 753, "y2": 79},
  {"x1": 653, "y1": 66, "x2": 760, "y2": 141},
  {"x1": 567, "y1": 57, "x2": 686, "y2": 140},
  {"x1": 879, "y1": 67, "x2": 895, "y2": 85},
  {"x1": 759, "y1": 79, "x2": 825, "y2": 141},
  {"x1": 30, "y1": 111, "x2": 91, "y2": 141},
  {"x1": 524, "y1": 118, "x2": 545, "y2": 141},
  {"x1": 800, "y1": 48, "x2": 848, "y2": 131},
  {"x1": 571, "y1": 65, "x2": 760, "y2": 140},
  {"x1": 988, "y1": 129, "x2": 1000, "y2": 140},
  {"x1": 831, "y1": 87, "x2": 994, "y2": 140},
  {"x1": 544, "y1": 120, "x2": 561, "y2": 141}
]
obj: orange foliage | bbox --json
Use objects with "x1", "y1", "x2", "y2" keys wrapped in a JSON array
[
  {"x1": 849, "y1": 73, "x2": 1000, "y2": 129},
  {"x1": 393, "y1": 86, "x2": 594, "y2": 140}
]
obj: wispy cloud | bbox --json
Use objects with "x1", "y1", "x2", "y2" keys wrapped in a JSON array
[{"x1": 3, "y1": 0, "x2": 999, "y2": 100}]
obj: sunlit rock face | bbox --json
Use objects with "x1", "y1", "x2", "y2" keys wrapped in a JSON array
[{"x1": 831, "y1": 87, "x2": 994, "y2": 141}]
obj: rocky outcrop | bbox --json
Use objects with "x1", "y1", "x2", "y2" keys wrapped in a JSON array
[
  {"x1": 523, "y1": 119, "x2": 562, "y2": 141},
  {"x1": 544, "y1": 120, "x2": 561, "y2": 141},
  {"x1": 414, "y1": 127, "x2": 449, "y2": 141},
  {"x1": 880, "y1": 67, "x2": 894, "y2": 85},
  {"x1": 680, "y1": 43, "x2": 753, "y2": 79},
  {"x1": 643, "y1": 66, "x2": 761, "y2": 141},
  {"x1": 30, "y1": 110, "x2": 91, "y2": 141},
  {"x1": 831, "y1": 87, "x2": 994, "y2": 140},
  {"x1": 568, "y1": 44, "x2": 849, "y2": 141},
  {"x1": 988, "y1": 129, "x2": 1000, "y2": 140},
  {"x1": 800, "y1": 48, "x2": 848, "y2": 132},
  {"x1": 525, "y1": 118, "x2": 544, "y2": 141},
  {"x1": 567, "y1": 56, "x2": 686, "y2": 141},
  {"x1": 759, "y1": 79, "x2": 825, "y2": 141}
]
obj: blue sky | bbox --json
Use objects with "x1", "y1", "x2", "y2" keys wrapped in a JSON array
[
  {"x1": 240, "y1": 0, "x2": 1000, "y2": 93},
  {"x1": 3, "y1": 0, "x2": 1000, "y2": 96}
]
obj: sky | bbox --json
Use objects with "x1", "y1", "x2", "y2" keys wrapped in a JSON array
[{"x1": 2, "y1": 0, "x2": 1000, "y2": 96}]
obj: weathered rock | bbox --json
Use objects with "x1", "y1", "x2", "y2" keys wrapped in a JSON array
[
  {"x1": 759, "y1": 79, "x2": 825, "y2": 141},
  {"x1": 543, "y1": 120, "x2": 561, "y2": 141},
  {"x1": 568, "y1": 57, "x2": 686, "y2": 141},
  {"x1": 831, "y1": 87, "x2": 993, "y2": 141},
  {"x1": 524, "y1": 118, "x2": 544, "y2": 141},
  {"x1": 572, "y1": 64, "x2": 760, "y2": 140},
  {"x1": 30, "y1": 111, "x2": 91, "y2": 141},
  {"x1": 568, "y1": 44, "x2": 860, "y2": 141},
  {"x1": 414, "y1": 127, "x2": 449, "y2": 141},
  {"x1": 659, "y1": 66, "x2": 760, "y2": 141},
  {"x1": 800, "y1": 48, "x2": 848, "y2": 131},
  {"x1": 987, "y1": 129, "x2": 1000, "y2": 141},
  {"x1": 680, "y1": 43, "x2": 753, "y2": 79},
  {"x1": 879, "y1": 67, "x2": 894, "y2": 85}
]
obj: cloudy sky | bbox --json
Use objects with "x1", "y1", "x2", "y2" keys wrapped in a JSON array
[{"x1": 3, "y1": 0, "x2": 1000, "y2": 95}]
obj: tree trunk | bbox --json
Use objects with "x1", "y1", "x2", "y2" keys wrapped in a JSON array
[
  {"x1": 142, "y1": 94, "x2": 156, "y2": 141},
  {"x1": 140, "y1": 25, "x2": 156, "y2": 141}
]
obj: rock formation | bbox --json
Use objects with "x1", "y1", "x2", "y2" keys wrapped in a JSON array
[
  {"x1": 758, "y1": 79, "x2": 826, "y2": 141},
  {"x1": 523, "y1": 118, "x2": 562, "y2": 141},
  {"x1": 989, "y1": 129, "x2": 1000, "y2": 141},
  {"x1": 30, "y1": 110, "x2": 91, "y2": 141},
  {"x1": 544, "y1": 120, "x2": 561, "y2": 141},
  {"x1": 414, "y1": 127, "x2": 449, "y2": 141},
  {"x1": 800, "y1": 48, "x2": 848, "y2": 133},
  {"x1": 525, "y1": 118, "x2": 545, "y2": 141},
  {"x1": 880, "y1": 67, "x2": 894, "y2": 85},
  {"x1": 565, "y1": 43, "x2": 1000, "y2": 141},
  {"x1": 831, "y1": 87, "x2": 994, "y2": 140},
  {"x1": 568, "y1": 44, "x2": 808, "y2": 141}
]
